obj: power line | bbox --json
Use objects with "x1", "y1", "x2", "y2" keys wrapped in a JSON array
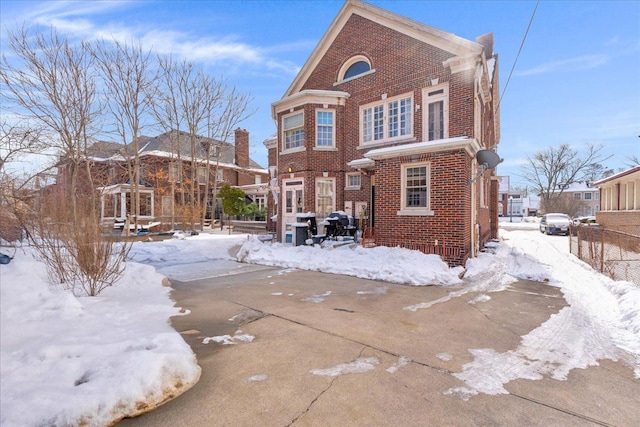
[{"x1": 499, "y1": 0, "x2": 540, "y2": 108}]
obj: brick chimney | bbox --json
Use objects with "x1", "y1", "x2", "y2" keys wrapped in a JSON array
[{"x1": 234, "y1": 128, "x2": 250, "y2": 167}]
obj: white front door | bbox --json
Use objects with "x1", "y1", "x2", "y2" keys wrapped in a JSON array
[{"x1": 282, "y1": 179, "x2": 304, "y2": 243}]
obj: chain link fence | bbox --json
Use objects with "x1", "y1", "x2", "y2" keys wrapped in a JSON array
[{"x1": 569, "y1": 225, "x2": 640, "y2": 286}]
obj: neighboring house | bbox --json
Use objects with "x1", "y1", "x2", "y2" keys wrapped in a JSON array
[
  {"x1": 497, "y1": 176, "x2": 538, "y2": 217},
  {"x1": 55, "y1": 128, "x2": 268, "y2": 231},
  {"x1": 593, "y1": 166, "x2": 640, "y2": 235},
  {"x1": 540, "y1": 181, "x2": 600, "y2": 217},
  {"x1": 498, "y1": 176, "x2": 524, "y2": 217},
  {"x1": 266, "y1": 0, "x2": 500, "y2": 266}
]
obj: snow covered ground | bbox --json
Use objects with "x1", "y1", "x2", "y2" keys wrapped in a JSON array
[{"x1": 1, "y1": 219, "x2": 639, "y2": 426}]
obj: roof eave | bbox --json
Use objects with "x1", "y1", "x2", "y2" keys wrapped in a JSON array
[
  {"x1": 364, "y1": 137, "x2": 481, "y2": 160},
  {"x1": 283, "y1": 0, "x2": 483, "y2": 98}
]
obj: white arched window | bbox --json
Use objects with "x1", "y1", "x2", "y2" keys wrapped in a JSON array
[{"x1": 336, "y1": 55, "x2": 374, "y2": 84}]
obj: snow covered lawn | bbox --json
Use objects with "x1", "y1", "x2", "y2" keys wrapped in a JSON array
[{"x1": 1, "y1": 222, "x2": 638, "y2": 426}]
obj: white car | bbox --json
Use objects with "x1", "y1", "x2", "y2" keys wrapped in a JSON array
[{"x1": 540, "y1": 213, "x2": 571, "y2": 236}]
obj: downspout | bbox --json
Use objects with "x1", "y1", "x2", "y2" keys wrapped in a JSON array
[{"x1": 470, "y1": 160, "x2": 477, "y2": 259}]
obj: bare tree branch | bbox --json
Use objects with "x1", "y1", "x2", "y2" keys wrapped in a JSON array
[
  {"x1": 92, "y1": 38, "x2": 158, "y2": 234},
  {"x1": 519, "y1": 142, "x2": 611, "y2": 213}
]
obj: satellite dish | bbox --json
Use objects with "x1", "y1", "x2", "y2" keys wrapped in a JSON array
[
  {"x1": 468, "y1": 150, "x2": 503, "y2": 184},
  {"x1": 475, "y1": 150, "x2": 503, "y2": 169}
]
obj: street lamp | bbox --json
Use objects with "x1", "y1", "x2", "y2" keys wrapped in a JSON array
[{"x1": 509, "y1": 196, "x2": 513, "y2": 222}]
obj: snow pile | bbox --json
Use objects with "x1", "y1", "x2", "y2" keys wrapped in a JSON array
[
  {"x1": 237, "y1": 237, "x2": 464, "y2": 286},
  {"x1": 447, "y1": 228, "x2": 640, "y2": 397},
  {"x1": 129, "y1": 232, "x2": 247, "y2": 281},
  {"x1": 0, "y1": 247, "x2": 201, "y2": 427}
]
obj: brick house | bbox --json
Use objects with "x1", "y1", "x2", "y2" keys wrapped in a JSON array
[
  {"x1": 593, "y1": 166, "x2": 640, "y2": 235},
  {"x1": 56, "y1": 128, "x2": 268, "y2": 231},
  {"x1": 266, "y1": 0, "x2": 500, "y2": 266}
]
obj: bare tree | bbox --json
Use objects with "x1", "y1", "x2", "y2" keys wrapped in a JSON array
[
  {"x1": 151, "y1": 56, "x2": 185, "y2": 229},
  {"x1": 520, "y1": 142, "x2": 611, "y2": 213},
  {"x1": 0, "y1": 119, "x2": 48, "y2": 172},
  {"x1": 176, "y1": 61, "x2": 220, "y2": 230},
  {"x1": 1, "y1": 26, "x2": 129, "y2": 296},
  {"x1": 1, "y1": 26, "x2": 101, "y2": 217},
  {"x1": 625, "y1": 154, "x2": 640, "y2": 168},
  {"x1": 92, "y1": 38, "x2": 158, "y2": 235},
  {"x1": 0, "y1": 119, "x2": 49, "y2": 243},
  {"x1": 152, "y1": 57, "x2": 253, "y2": 230},
  {"x1": 205, "y1": 83, "x2": 254, "y2": 229}
]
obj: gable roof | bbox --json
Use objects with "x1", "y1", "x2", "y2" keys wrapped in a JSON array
[
  {"x1": 283, "y1": 0, "x2": 483, "y2": 97},
  {"x1": 87, "y1": 131, "x2": 265, "y2": 170}
]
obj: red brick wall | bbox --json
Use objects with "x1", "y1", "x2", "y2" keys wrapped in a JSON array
[
  {"x1": 270, "y1": 13, "x2": 495, "y2": 265},
  {"x1": 234, "y1": 128, "x2": 256, "y2": 186},
  {"x1": 234, "y1": 128, "x2": 250, "y2": 167},
  {"x1": 374, "y1": 149, "x2": 472, "y2": 266}
]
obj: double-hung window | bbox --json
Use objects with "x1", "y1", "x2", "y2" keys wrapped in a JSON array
[
  {"x1": 345, "y1": 172, "x2": 361, "y2": 190},
  {"x1": 197, "y1": 166, "x2": 207, "y2": 183},
  {"x1": 169, "y1": 163, "x2": 181, "y2": 182},
  {"x1": 283, "y1": 111, "x2": 304, "y2": 150},
  {"x1": 316, "y1": 178, "x2": 335, "y2": 219},
  {"x1": 316, "y1": 110, "x2": 335, "y2": 148},
  {"x1": 399, "y1": 162, "x2": 433, "y2": 216},
  {"x1": 423, "y1": 84, "x2": 449, "y2": 141},
  {"x1": 361, "y1": 93, "x2": 413, "y2": 145}
]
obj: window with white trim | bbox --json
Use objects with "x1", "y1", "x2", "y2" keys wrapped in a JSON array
[
  {"x1": 316, "y1": 109, "x2": 335, "y2": 147},
  {"x1": 197, "y1": 166, "x2": 207, "y2": 183},
  {"x1": 399, "y1": 162, "x2": 433, "y2": 216},
  {"x1": 337, "y1": 55, "x2": 373, "y2": 83},
  {"x1": 360, "y1": 93, "x2": 413, "y2": 145},
  {"x1": 169, "y1": 163, "x2": 181, "y2": 182},
  {"x1": 283, "y1": 111, "x2": 304, "y2": 150},
  {"x1": 574, "y1": 193, "x2": 582, "y2": 200},
  {"x1": 345, "y1": 172, "x2": 361, "y2": 190},
  {"x1": 254, "y1": 196, "x2": 266, "y2": 210},
  {"x1": 584, "y1": 192, "x2": 592, "y2": 200},
  {"x1": 423, "y1": 84, "x2": 449, "y2": 141},
  {"x1": 316, "y1": 178, "x2": 335, "y2": 219}
]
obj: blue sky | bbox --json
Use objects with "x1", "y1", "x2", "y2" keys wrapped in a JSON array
[{"x1": 1, "y1": 0, "x2": 638, "y2": 187}]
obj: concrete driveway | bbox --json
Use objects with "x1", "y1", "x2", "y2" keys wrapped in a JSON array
[{"x1": 119, "y1": 264, "x2": 639, "y2": 426}]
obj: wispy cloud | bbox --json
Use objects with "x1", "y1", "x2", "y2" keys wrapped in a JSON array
[
  {"x1": 6, "y1": 0, "x2": 301, "y2": 76},
  {"x1": 516, "y1": 54, "x2": 609, "y2": 76}
]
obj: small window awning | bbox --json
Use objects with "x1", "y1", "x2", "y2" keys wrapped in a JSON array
[
  {"x1": 347, "y1": 158, "x2": 375, "y2": 170},
  {"x1": 364, "y1": 137, "x2": 481, "y2": 160}
]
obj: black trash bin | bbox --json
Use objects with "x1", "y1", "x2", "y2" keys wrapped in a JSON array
[
  {"x1": 296, "y1": 213, "x2": 317, "y2": 235},
  {"x1": 291, "y1": 223, "x2": 309, "y2": 246}
]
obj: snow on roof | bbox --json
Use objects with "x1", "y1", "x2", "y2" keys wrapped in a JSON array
[
  {"x1": 365, "y1": 137, "x2": 480, "y2": 160},
  {"x1": 487, "y1": 57, "x2": 496, "y2": 82},
  {"x1": 558, "y1": 181, "x2": 599, "y2": 192},
  {"x1": 592, "y1": 165, "x2": 640, "y2": 186}
]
